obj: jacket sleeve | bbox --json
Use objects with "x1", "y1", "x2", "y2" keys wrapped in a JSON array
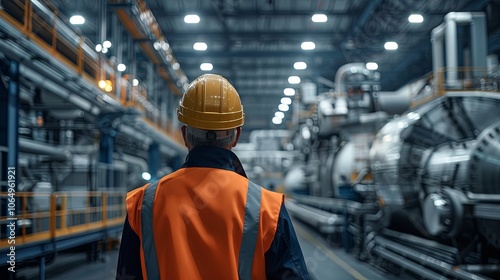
[
  {"x1": 116, "y1": 215, "x2": 143, "y2": 280},
  {"x1": 265, "y1": 204, "x2": 310, "y2": 279}
]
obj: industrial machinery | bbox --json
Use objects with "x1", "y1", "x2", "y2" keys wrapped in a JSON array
[{"x1": 286, "y1": 12, "x2": 500, "y2": 279}]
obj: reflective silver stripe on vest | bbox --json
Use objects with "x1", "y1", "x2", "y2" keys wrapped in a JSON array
[
  {"x1": 238, "y1": 181, "x2": 262, "y2": 280},
  {"x1": 141, "y1": 180, "x2": 160, "y2": 280}
]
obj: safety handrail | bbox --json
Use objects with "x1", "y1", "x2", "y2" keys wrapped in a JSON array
[
  {"x1": 410, "y1": 66, "x2": 500, "y2": 107},
  {"x1": 0, "y1": 191, "x2": 126, "y2": 249}
]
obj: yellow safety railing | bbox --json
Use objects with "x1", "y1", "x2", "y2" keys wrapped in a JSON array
[
  {"x1": 411, "y1": 67, "x2": 500, "y2": 107},
  {"x1": 0, "y1": 0, "x2": 184, "y2": 146},
  {"x1": 0, "y1": 192, "x2": 126, "y2": 249}
]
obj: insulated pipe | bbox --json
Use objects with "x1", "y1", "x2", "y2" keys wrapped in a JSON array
[
  {"x1": 371, "y1": 245, "x2": 448, "y2": 280},
  {"x1": 334, "y1": 63, "x2": 366, "y2": 96},
  {"x1": 431, "y1": 23, "x2": 445, "y2": 86},
  {"x1": 374, "y1": 235, "x2": 489, "y2": 280},
  {"x1": 445, "y1": 13, "x2": 460, "y2": 86},
  {"x1": 431, "y1": 12, "x2": 487, "y2": 88},
  {"x1": 115, "y1": 153, "x2": 148, "y2": 172},
  {"x1": 19, "y1": 138, "x2": 71, "y2": 161},
  {"x1": 19, "y1": 65, "x2": 99, "y2": 114}
]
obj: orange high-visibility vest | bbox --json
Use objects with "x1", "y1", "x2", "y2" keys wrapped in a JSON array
[{"x1": 126, "y1": 167, "x2": 284, "y2": 280}]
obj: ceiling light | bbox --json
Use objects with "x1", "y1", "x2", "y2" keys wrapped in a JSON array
[
  {"x1": 103, "y1": 40, "x2": 112, "y2": 49},
  {"x1": 272, "y1": 117, "x2": 283, "y2": 125},
  {"x1": 153, "y1": 41, "x2": 161, "y2": 50},
  {"x1": 95, "y1": 44, "x2": 102, "y2": 52},
  {"x1": 117, "y1": 63, "x2": 126, "y2": 72},
  {"x1": 193, "y1": 42, "x2": 207, "y2": 51},
  {"x1": 311, "y1": 14, "x2": 327, "y2": 23},
  {"x1": 301, "y1": 41, "x2": 315, "y2": 50},
  {"x1": 184, "y1": 14, "x2": 200, "y2": 24},
  {"x1": 284, "y1": 88, "x2": 295, "y2": 96},
  {"x1": 408, "y1": 14, "x2": 424, "y2": 23},
  {"x1": 288, "y1": 76, "x2": 301, "y2": 84},
  {"x1": 101, "y1": 47, "x2": 108, "y2": 54},
  {"x1": 133, "y1": 79, "x2": 139, "y2": 86},
  {"x1": 200, "y1": 63, "x2": 213, "y2": 71},
  {"x1": 384, "y1": 41, "x2": 398, "y2": 50},
  {"x1": 275, "y1": 111, "x2": 285, "y2": 119},
  {"x1": 142, "y1": 172, "x2": 151, "y2": 181},
  {"x1": 172, "y1": 63, "x2": 180, "y2": 70},
  {"x1": 98, "y1": 80, "x2": 107, "y2": 89},
  {"x1": 278, "y1": 104, "x2": 289, "y2": 112},
  {"x1": 69, "y1": 15, "x2": 85, "y2": 25},
  {"x1": 366, "y1": 62, "x2": 378, "y2": 70},
  {"x1": 294, "y1": 62, "x2": 307, "y2": 70},
  {"x1": 281, "y1": 97, "x2": 292, "y2": 105},
  {"x1": 161, "y1": 42, "x2": 170, "y2": 51}
]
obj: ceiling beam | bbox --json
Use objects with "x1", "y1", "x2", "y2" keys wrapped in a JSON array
[
  {"x1": 152, "y1": 9, "x2": 361, "y2": 18},
  {"x1": 174, "y1": 49, "x2": 345, "y2": 58}
]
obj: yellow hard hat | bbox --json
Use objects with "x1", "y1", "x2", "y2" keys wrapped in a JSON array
[{"x1": 177, "y1": 74, "x2": 245, "y2": 130}]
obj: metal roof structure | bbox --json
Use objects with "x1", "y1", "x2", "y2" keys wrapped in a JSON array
[{"x1": 49, "y1": 0, "x2": 500, "y2": 142}]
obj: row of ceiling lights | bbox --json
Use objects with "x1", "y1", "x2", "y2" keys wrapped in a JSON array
[
  {"x1": 181, "y1": 13, "x2": 329, "y2": 126},
  {"x1": 70, "y1": 11, "x2": 424, "y2": 126}
]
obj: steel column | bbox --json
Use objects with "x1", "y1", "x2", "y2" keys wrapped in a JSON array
[{"x1": 149, "y1": 142, "x2": 159, "y2": 181}]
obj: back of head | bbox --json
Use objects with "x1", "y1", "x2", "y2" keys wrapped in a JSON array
[{"x1": 177, "y1": 74, "x2": 245, "y2": 148}]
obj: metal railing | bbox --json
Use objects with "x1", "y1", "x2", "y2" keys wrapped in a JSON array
[
  {"x1": 0, "y1": 191, "x2": 126, "y2": 249},
  {"x1": 411, "y1": 67, "x2": 500, "y2": 107},
  {"x1": 0, "y1": 0, "x2": 184, "y2": 146}
]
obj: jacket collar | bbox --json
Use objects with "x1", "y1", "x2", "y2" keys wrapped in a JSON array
[{"x1": 181, "y1": 146, "x2": 247, "y2": 178}]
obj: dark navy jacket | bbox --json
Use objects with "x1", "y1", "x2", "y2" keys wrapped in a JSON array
[{"x1": 116, "y1": 146, "x2": 310, "y2": 279}]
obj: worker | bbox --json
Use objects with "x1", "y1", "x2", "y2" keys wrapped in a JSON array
[{"x1": 116, "y1": 74, "x2": 310, "y2": 279}]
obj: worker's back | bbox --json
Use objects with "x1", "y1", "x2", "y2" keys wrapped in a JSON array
[{"x1": 126, "y1": 166, "x2": 283, "y2": 280}]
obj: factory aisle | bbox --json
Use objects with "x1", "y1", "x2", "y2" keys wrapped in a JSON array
[
  {"x1": 15, "y1": 219, "x2": 405, "y2": 280},
  {"x1": 292, "y1": 218, "x2": 402, "y2": 280}
]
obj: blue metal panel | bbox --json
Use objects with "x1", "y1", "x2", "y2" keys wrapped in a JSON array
[{"x1": 99, "y1": 133, "x2": 114, "y2": 188}]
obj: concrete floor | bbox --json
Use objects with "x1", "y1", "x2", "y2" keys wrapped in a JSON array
[{"x1": 14, "y1": 219, "x2": 408, "y2": 280}]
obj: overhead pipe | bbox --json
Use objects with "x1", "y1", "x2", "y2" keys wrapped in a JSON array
[
  {"x1": 0, "y1": 17, "x2": 122, "y2": 112},
  {"x1": 249, "y1": 130, "x2": 292, "y2": 145},
  {"x1": 334, "y1": 63, "x2": 368, "y2": 96},
  {"x1": 19, "y1": 65, "x2": 100, "y2": 115},
  {"x1": 0, "y1": 39, "x2": 104, "y2": 115},
  {"x1": 19, "y1": 138, "x2": 71, "y2": 161},
  {"x1": 115, "y1": 153, "x2": 148, "y2": 172},
  {"x1": 431, "y1": 12, "x2": 488, "y2": 88}
]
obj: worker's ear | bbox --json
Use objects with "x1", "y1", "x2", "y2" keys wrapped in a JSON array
[
  {"x1": 231, "y1": 127, "x2": 241, "y2": 147},
  {"x1": 181, "y1": 125, "x2": 189, "y2": 148}
]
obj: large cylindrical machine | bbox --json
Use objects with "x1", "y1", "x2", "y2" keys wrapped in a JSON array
[{"x1": 371, "y1": 92, "x2": 500, "y2": 249}]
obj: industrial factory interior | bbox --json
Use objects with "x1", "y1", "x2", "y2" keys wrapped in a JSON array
[{"x1": 1, "y1": 0, "x2": 500, "y2": 279}]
